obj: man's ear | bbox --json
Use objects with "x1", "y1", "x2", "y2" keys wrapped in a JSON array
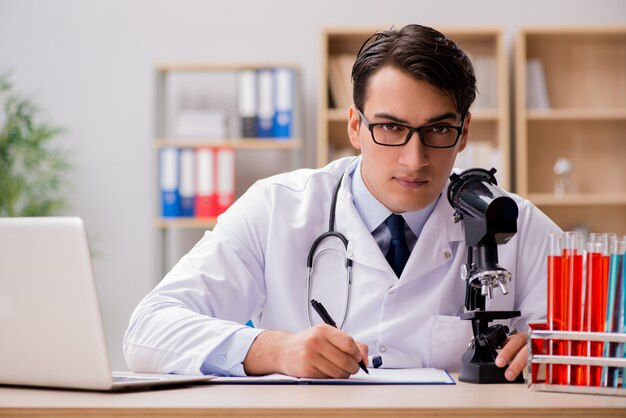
[
  {"x1": 457, "y1": 111, "x2": 471, "y2": 152},
  {"x1": 347, "y1": 105, "x2": 362, "y2": 150}
]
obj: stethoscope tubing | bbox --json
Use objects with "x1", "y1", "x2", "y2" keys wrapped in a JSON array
[{"x1": 305, "y1": 167, "x2": 354, "y2": 329}]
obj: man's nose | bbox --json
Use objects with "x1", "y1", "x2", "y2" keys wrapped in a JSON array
[{"x1": 398, "y1": 131, "x2": 428, "y2": 169}]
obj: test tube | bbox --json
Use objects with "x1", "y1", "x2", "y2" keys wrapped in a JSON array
[
  {"x1": 620, "y1": 236, "x2": 626, "y2": 389},
  {"x1": 584, "y1": 233, "x2": 606, "y2": 386},
  {"x1": 547, "y1": 233, "x2": 565, "y2": 385},
  {"x1": 603, "y1": 235, "x2": 624, "y2": 387},
  {"x1": 564, "y1": 232, "x2": 584, "y2": 386},
  {"x1": 615, "y1": 235, "x2": 626, "y2": 387},
  {"x1": 601, "y1": 234, "x2": 615, "y2": 330}
]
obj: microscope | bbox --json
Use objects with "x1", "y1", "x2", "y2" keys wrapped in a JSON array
[{"x1": 447, "y1": 167, "x2": 524, "y2": 384}]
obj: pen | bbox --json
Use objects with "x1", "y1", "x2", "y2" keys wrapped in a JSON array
[{"x1": 310, "y1": 299, "x2": 369, "y2": 374}]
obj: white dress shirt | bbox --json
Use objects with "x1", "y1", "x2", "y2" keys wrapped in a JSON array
[{"x1": 350, "y1": 158, "x2": 437, "y2": 254}]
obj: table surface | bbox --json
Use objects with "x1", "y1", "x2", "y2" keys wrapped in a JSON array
[{"x1": 1, "y1": 374, "x2": 625, "y2": 417}]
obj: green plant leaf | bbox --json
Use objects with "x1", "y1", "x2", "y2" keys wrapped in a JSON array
[{"x1": 0, "y1": 71, "x2": 71, "y2": 217}]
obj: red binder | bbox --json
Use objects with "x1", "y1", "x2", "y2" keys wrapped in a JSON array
[
  {"x1": 216, "y1": 147, "x2": 235, "y2": 214},
  {"x1": 194, "y1": 147, "x2": 218, "y2": 218}
]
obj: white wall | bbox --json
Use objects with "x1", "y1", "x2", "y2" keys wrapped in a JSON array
[{"x1": 1, "y1": 0, "x2": 625, "y2": 370}]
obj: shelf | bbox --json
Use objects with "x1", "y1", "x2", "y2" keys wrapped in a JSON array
[
  {"x1": 326, "y1": 108, "x2": 501, "y2": 122},
  {"x1": 468, "y1": 109, "x2": 501, "y2": 121},
  {"x1": 526, "y1": 108, "x2": 626, "y2": 120},
  {"x1": 528, "y1": 193, "x2": 626, "y2": 206},
  {"x1": 156, "y1": 63, "x2": 300, "y2": 73},
  {"x1": 327, "y1": 108, "x2": 349, "y2": 122},
  {"x1": 154, "y1": 138, "x2": 303, "y2": 150},
  {"x1": 155, "y1": 217, "x2": 217, "y2": 229},
  {"x1": 515, "y1": 27, "x2": 626, "y2": 235}
]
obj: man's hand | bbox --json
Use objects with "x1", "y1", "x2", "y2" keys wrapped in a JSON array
[
  {"x1": 242, "y1": 325, "x2": 368, "y2": 378},
  {"x1": 495, "y1": 331, "x2": 528, "y2": 381}
]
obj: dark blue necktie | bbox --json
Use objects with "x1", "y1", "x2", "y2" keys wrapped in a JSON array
[{"x1": 385, "y1": 214, "x2": 410, "y2": 277}]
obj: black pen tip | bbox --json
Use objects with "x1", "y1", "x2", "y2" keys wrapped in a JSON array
[{"x1": 359, "y1": 361, "x2": 369, "y2": 374}]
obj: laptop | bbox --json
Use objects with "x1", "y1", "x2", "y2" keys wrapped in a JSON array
[{"x1": 0, "y1": 216, "x2": 214, "y2": 391}]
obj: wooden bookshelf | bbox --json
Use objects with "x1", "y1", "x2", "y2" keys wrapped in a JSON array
[
  {"x1": 154, "y1": 217, "x2": 217, "y2": 229},
  {"x1": 154, "y1": 63, "x2": 303, "y2": 273},
  {"x1": 318, "y1": 26, "x2": 511, "y2": 189},
  {"x1": 154, "y1": 138, "x2": 302, "y2": 150},
  {"x1": 515, "y1": 27, "x2": 626, "y2": 235}
]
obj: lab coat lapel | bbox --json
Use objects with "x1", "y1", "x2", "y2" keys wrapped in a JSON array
[
  {"x1": 331, "y1": 171, "x2": 467, "y2": 276},
  {"x1": 333, "y1": 174, "x2": 390, "y2": 273},
  {"x1": 402, "y1": 193, "x2": 465, "y2": 280}
]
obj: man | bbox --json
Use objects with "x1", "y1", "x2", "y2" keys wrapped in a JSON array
[{"x1": 124, "y1": 24, "x2": 561, "y2": 381}]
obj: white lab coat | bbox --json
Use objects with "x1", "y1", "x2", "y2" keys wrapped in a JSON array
[{"x1": 124, "y1": 157, "x2": 562, "y2": 376}]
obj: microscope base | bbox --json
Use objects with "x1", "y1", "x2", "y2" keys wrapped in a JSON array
[{"x1": 458, "y1": 362, "x2": 524, "y2": 384}]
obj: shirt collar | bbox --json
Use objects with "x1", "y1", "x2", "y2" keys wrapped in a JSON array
[{"x1": 350, "y1": 157, "x2": 440, "y2": 237}]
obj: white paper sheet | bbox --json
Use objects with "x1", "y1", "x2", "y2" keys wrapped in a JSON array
[{"x1": 211, "y1": 368, "x2": 454, "y2": 385}]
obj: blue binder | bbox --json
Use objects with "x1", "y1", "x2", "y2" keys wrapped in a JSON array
[
  {"x1": 257, "y1": 69, "x2": 274, "y2": 138},
  {"x1": 160, "y1": 147, "x2": 181, "y2": 217},
  {"x1": 179, "y1": 148, "x2": 195, "y2": 217},
  {"x1": 273, "y1": 68, "x2": 294, "y2": 138}
]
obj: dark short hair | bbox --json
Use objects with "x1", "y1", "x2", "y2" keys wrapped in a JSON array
[{"x1": 352, "y1": 24, "x2": 476, "y2": 115}]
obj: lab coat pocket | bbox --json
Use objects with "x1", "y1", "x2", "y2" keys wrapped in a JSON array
[{"x1": 429, "y1": 315, "x2": 473, "y2": 372}]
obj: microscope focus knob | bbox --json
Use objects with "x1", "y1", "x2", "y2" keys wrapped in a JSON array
[{"x1": 476, "y1": 324, "x2": 510, "y2": 348}]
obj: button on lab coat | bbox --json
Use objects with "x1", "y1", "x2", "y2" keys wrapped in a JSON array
[{"x1": 124, "y1": 157, "x2": 562, "y2": 375}]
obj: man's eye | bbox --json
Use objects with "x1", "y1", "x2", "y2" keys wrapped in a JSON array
[
  {"x1": 381, "y1": 123, "x2": 402, "y2": 132},
  {"x1": 428, "y1": 125, "x2": 451, "y2": 134}
]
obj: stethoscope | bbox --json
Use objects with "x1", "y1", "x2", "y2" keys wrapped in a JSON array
[{"x1": 305, "y1": 171, "x2": 353, "y2": 329}]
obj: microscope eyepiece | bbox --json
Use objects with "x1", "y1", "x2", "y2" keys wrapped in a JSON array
[
  {"x1": 447, "y1": 167, "x2": 518, "y2": 301},
  {"x1": 447, "y1": 167, "x2": 518, "y2": 247}
]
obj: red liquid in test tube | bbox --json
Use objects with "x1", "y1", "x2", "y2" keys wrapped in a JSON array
[
  {"x1": 601, "y1": 234, "x2": 614, "y2": 330},
  {"x1": 564, "y1": 232, "x2": 584, "y2": 386},
  {"x1": 585, "y1": 234, "x2": 605, "y2": 387},
  {"x1": 547, "y1": 233, "x2": 566, "y2": 385}
]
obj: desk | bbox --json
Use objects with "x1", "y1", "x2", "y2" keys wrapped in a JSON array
[{"x1": 1, "y1": 374, "x2": 625, "y2": 417}]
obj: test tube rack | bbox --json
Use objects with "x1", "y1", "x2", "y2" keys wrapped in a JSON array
[{"x1": 528, "y1": 329, "x2": 626, "y2": 397}]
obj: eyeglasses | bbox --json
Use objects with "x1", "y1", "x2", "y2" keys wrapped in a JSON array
[{"x1": 357, "y1": 109, "x2": 466, "y2": 148}]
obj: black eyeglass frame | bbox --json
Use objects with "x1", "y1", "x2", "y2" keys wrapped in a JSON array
[{"x1": 357, "y1": 108, "x2": 467, "y2": 149}]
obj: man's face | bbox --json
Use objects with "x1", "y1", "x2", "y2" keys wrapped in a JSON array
[{"x1": 347, "y1": 66, "x2": 470, "y2": 213}]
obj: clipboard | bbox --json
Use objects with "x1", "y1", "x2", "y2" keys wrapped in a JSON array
[{"x1": 211, "y1": 368, "x2": 455, "y2": 385}]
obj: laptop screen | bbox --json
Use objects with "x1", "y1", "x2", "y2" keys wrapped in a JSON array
[{"x1": 0, "y1": 217, "x2": 114, "y2": 390}]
